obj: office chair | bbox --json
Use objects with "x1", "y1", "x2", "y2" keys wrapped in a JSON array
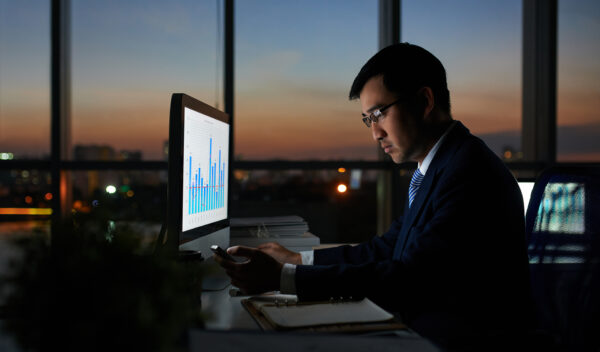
[{"x1": 526, "y1": 166, "x2": 600, "y2": 352}]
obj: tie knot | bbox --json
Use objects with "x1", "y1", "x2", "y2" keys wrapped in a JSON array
[
  {"x1": 408, "y1": 169, "x2": 424, "y2": 208},
  {"x1": 410, "y1": 168, "x2": 424, "y2": 187}
]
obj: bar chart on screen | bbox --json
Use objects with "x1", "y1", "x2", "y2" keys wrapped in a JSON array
[{"x1": 182, "y1": 107, "x2": 229, "y2": 232}]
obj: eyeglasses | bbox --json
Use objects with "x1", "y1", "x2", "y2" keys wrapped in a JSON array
[{"x1": 361, "y1": 98, "x2": 404, "y2": 128}]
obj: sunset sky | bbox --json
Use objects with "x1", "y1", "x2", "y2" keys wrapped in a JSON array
[{"x1": 0, "y1": 0, "x2": 598, "y2": 161}]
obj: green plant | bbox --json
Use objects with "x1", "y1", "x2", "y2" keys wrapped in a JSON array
[{"x1": 1, "y1": 213, "x2": 203, "y2": 352}]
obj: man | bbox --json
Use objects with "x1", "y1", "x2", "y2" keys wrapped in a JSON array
[{"x1": 216, "y1": 43, "x2": 532, "y2": 349}]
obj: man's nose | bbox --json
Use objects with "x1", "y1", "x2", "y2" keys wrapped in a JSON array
[{"x1": 371, "y1": 122, "x2": 386, "y2": 141}]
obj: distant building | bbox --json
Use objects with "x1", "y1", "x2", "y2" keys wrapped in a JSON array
[{"x1": 74, "y1": 145, "x2": 117, "y2": 161}]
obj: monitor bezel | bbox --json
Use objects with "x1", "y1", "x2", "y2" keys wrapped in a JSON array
[{"x1": 167, "y1": 93, "x2": 230, "y2": 251}]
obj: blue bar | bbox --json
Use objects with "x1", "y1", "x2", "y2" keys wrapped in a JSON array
[
  {"x1": 214, "y1": 163, "x2": 216, "y2": 209},
  {"x1": 200, "y1": 177, "x2": 203, "y2": 212},
  {"x1": 196, "y1": 168, "x2": 202, "y2": 213},
  {"x1": 188, "y1": 157, "x2": 191, "y2": 214},
  {"x1": 217, "y1": 150, "x2": 221, "y2": 209},
  {"x1": 192, "y1": 172, "x2": 195, "y2": 214}
]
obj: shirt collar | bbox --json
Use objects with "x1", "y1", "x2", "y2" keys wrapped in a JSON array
[{"x1": 418, "y1": 121, "x2": 457, "y2": 175}]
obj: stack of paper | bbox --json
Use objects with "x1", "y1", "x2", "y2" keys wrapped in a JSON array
[
  {"x1": 229, "y1": 216, "x2": 319, "y2": 251},
  {"x1": 230, "y1": 215, "x2": 309, "y2": 238}
]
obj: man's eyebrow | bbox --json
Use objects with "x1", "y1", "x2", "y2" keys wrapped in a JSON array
[{"x1": 365, "y1": 103, "x2": 384, "y2": 114}]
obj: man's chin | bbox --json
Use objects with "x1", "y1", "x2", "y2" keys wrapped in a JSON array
[{"x1": 389, "y1": 153, "x2": 405, "y2": 164}]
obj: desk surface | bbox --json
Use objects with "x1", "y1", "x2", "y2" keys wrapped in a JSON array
[{"x1": 199, "y1": 264, "x2": 441, "y2": 352}]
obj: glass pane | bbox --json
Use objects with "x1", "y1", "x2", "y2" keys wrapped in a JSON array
[
  {"x1": 71, "y1": 170, "x2": 166, "y2": 223},
  {"x1": 0, "y1": 1, "x2": 51, "y2": 159},
  {"x1": 235, "y1": 1, "x2": 378, "y2": 161},
  {"x1": 71, "y1": 0, "x2": 221, "y2": 161},
  {"x1": 231, "y1": 169, "x2": 378, "y2": 243},
  {"x1": 0, "y1": 169, "x2": 52, "y2": 238},
  {"x1": 557, "y1": 0, "x2": 600, "y2": 161},
  {"x1": 402, "y1": 0, "x2": 522, "y2": 160}
]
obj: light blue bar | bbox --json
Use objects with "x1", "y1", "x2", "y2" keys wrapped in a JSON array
[{"x1": 201, "y1": 177, "x2": 204, "y2": 212}]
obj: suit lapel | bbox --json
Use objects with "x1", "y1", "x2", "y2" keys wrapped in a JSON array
[
  {"x1": 394, "y1": 168, "x2": 440, "y2": 257},
  {"x1": 393, "y1": 121, "x2": 470, "y2": 258}
]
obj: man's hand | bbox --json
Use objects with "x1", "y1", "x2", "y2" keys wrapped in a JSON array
[
  {"x1": 257, "y1": 242, "x2": 302, "y2": 265},
  {"x1": 213, "y1": 246, "x2": 283, "y2": 294}
]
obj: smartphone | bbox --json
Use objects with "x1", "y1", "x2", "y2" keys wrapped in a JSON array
[{"x1": 210, "y1": 245, "x2": 239, "y2": 262}]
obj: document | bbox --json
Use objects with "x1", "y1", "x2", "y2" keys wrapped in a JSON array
[{"x1": 241, "y1": 295, "x2": 405, "y2": 333}]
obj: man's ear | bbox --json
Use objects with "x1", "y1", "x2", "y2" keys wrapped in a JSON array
[{"x1": 419, "y1": 87, "x2": 435, "y2": 119}]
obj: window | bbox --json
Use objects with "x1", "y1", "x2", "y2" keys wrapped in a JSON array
[
  {"x1": 0, "y1": 0, "x2": 51, "y2": 160},
  {"x1": 231, "y1": 169, "x2": 378, "y2": 243},
  {"x1": 235, "y1": 0, "x2": 378, "y2": 161},
  {"x1": 557, "y1": 0, "x2": 600, "y2": 161},
  {"x1": 402, "y1": 0, "x2": 522, "y2": 161},
  {"x1": 71, "y1": 0, "x2": 222, "y2": 161}
]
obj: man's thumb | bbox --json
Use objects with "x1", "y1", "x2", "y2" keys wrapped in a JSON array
[{"x1": 228, "y1": 245, "x2": 256, "y2": 258}]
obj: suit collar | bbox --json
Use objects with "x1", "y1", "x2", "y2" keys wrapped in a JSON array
[{"x1": 394, "y1": 121, "x2": 471, "y2": 257}]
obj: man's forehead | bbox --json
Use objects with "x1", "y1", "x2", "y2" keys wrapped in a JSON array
[{"x1": 359, "y1": 76, "x2": 394, "y2": 111}]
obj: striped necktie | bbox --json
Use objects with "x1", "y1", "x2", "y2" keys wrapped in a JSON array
[{"x1": 408, "y1": 168, "x2": 424, "y2": 208}]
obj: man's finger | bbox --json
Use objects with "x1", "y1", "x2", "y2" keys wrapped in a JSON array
[
  {"x1": 228, "y1": 245, "x2": 257, "y2": 258},
  {"x1": 257, "y1": 242, "x2": 275, "y2": 249}
]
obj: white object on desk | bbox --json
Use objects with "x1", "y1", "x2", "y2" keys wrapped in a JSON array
[{"x1": 254, "y1": 297, "x2": 394, "y2": 328}]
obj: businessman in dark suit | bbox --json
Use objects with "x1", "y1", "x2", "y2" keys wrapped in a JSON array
[{"x1": 216, "y1": 43, "x2": 532, "y2": 349}]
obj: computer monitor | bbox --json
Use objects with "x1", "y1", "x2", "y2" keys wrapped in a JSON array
[{"x1": 166, "y1": 93, "x2": 231, "y2": 258}]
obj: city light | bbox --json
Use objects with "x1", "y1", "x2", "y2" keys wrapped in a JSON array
[
  {"x1": 337, "y1": 183, "x2": 348, "y2": 193},
  {"x1": 44, "y1": 193, "x2": 53, "y2": 201},
  {"x1": 0, "y1": 208, "x2": 52, "y2": 215},
  {"x1": 105, "y1": 185, "x2": 117, "y2": 194},
  {"x1": 338, "y1": 167, "x2": 346, "y2": 173},
  {"x1": 0, "y1": 153, "x2": 14, "y2": 160}
]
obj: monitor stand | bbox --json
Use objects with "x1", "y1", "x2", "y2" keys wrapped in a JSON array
[{"x1": 179, "y1": 227, "x2": 231, "y2": 291}]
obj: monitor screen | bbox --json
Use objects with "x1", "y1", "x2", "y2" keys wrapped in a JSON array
[
  {"x1": 167, "y1": 94, "x2": 230, "y2": 255},
  {"x1": 182, "y1": 106, "x2": 229, "y2": 232}
]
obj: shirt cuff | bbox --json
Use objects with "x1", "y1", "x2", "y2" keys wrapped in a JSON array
[
  {"x1": 280, "y1": 263, "x2": 297, "y2": 294},
  {"x1": 300, "y1": 250, "x2": 314, "y2": 265}
]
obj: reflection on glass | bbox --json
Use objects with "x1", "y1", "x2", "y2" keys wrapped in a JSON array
[{"x1": 534, "y1": 183, "x2": 585, "y2": 234}]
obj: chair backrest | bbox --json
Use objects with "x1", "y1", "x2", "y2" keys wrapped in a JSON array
[{"x1": 526, "y1": 166, "x2": 600, "y2": 351}]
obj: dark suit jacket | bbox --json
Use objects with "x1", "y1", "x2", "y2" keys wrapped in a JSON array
[{"x1": 295, "y1": 121, "x2": 532, "y2": 348}]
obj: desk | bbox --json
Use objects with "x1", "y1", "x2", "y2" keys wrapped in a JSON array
[{"x1": 198, "y1": 264, "x2": 441, "y2": 352}]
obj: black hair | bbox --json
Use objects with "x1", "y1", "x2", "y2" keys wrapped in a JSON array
[{"x1": 349, "y1": 42, "x2": 451, "y2": 115}]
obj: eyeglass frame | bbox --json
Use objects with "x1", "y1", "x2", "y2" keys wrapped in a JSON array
[{"x1": 361, "y1": 97, "x2": 404, "y2": 128}]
